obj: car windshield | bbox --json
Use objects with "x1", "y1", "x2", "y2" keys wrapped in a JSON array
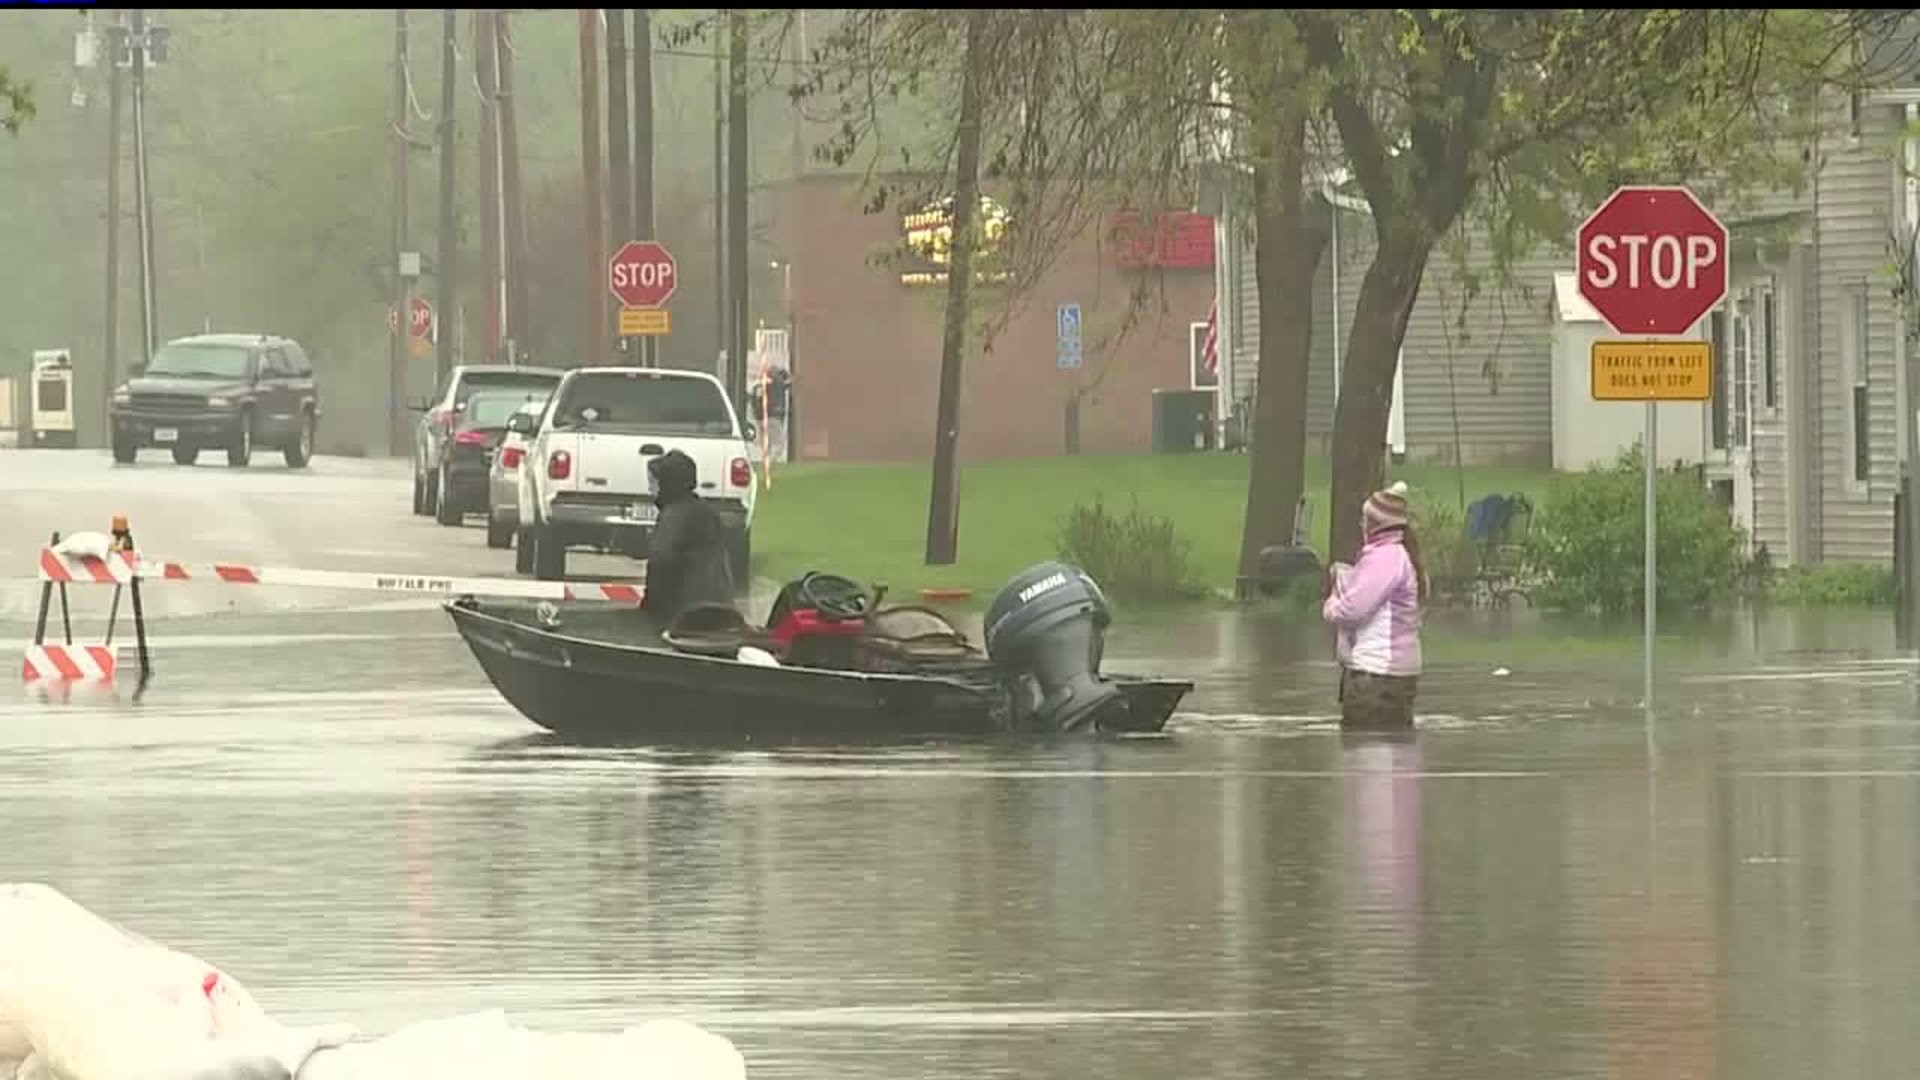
[
  {"x1": 551, "y1": 372, "x2": 735, "y2": 436},
  {"x1": 455, "y1": 371, "x2": 559, "y2": 406},
  {"x1": 146, "y1": 343, "x2": 252, "y2": 380},
  {"x1": 463, "y1": 392, "x2": 546, "y2": 427}
]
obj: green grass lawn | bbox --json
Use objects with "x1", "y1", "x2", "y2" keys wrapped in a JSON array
[{"x1": 750, "y1": 452, "x2": 1556, "y2": 600}]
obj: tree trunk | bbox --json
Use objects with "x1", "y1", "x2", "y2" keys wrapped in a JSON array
[
  {"x1": 923, "y1": 10, "x2": 988, "y2": 567},
  {"x1": 1234, "y1": 108, "x2": 1327, "y2": 581},
  {"x1": 1327, "y1": 233, "x2": 1429, "y2": 562}
]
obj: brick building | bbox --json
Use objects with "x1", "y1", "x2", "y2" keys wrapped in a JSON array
[{"x1": 772, "y1": 175, "x2": 1216, "y2": 462}]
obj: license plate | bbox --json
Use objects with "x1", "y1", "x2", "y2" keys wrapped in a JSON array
[
  {"x1": 152, "y1": 427, "x2": 178, "y2": 444},
  {"x1": 624, "y1": 502, "x2": 657, "y2": 523}
]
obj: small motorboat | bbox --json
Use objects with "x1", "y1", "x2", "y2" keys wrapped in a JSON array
[{"x1": 445, "y1": 561, "x2": 1193, "y2": 743}]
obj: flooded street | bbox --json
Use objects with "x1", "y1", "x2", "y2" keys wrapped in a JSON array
[{"x1": 4, "y1": 452, "x2": 1920, "y2": 1077}]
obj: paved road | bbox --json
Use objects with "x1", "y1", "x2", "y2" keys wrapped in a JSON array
[{"x1": 0, "y1": 448, "x2": 645, "y2": 620}]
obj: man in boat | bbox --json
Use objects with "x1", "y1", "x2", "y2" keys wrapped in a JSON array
[{"x1": 640, "y1": 449, "x2": 736, "y2": 626}]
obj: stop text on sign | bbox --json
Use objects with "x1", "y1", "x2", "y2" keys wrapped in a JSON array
[
  {"x1": 610, "y1": 259, "x2": 674, "y2": 293},
  {"x1": 1582, "y1": 234, "x2": 1721, "y2": 291}
]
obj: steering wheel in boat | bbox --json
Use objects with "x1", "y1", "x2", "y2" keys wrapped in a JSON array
[{"x1": 798, "y1": 571, "x2": 871, "y2": 622}]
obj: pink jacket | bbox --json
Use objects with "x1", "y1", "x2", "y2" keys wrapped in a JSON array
[{"x1": 1322, "y1": 531, "x2": 1423, "y2": 677}]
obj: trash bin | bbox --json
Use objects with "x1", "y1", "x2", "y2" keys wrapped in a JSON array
[{"x1": 1151, "y1": 389, "x2": 1216, "y2": 454}]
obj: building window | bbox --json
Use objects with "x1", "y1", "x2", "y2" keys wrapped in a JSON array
[
  {"x1": 1842, "y1": 285, "x2": 1870, "y2": 488},
  {"x1": 1760, "y1": 284, "x2": 1778, "y2": 411},
  {"x1": 1709, "y1": 309, "x2": 1729, "y2": 451}
]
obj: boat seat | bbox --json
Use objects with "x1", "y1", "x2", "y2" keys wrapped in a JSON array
[
  {"x1": 856, "y1": 605, "x2": 988, "y2": 674},
  {"x1": 661, "y1": 603, "x2": 771, "y2": 659}
]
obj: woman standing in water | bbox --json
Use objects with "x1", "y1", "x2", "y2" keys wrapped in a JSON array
[{"x1": 1322, "y1": 481, "x2": 1427, "y2": 731}]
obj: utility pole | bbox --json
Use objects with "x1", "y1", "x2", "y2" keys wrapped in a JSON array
[
  {"x1": 129, "y1": 8, "x2": 158, "y2": 364},
  {"x1": 579, "y1": 10, "x2": 607, "y2": 367},
  {"x1": 388, "y1": 10, "x2": 411, "y2": 457},
  {"x1": 924, "y1": 11, "x2": 988, "y2": 567},
  {"x1": 632, "y1": 9, "x2": 657, "y2": 368},
  {"x1": 605, "y1": 10, "x2": 632, "y2": 367},
  {"x1": 434, "y1": 9, "x2": 458, "y2": 384},
  {"x1": 786, "y1": 9, "x2": 806, "y2": 459},
  {"x1": 712, "y1": 38, "x2": 725, "y2": 380},
  {"x1": 476, "y1": 10, "x2": 502, "y2": 366},
  {"x1": 102, "y1": 10, "x2": 125, "y2": 437},
  {"x1": 497, "y1": 11, "x2": 529, "y2": 361},
  {"x1": 727, "y1": 11, "x2": 749, "y2": 411}
]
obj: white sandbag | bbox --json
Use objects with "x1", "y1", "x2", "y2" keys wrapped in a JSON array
[
  {"x1": 48, "y1": 534, "x2": 113, "y2": 563},
  {"x1": 0, "y1": 883, "x2": 282, "y2": 1080},
  {"x1": 297, "y1": 1010, "x2": 746, "y2": 1080}
]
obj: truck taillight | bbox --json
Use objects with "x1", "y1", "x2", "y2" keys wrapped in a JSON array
[
  {"x1": 729, "y1": 457, "x2": 751, "y2": 488},
  {"x1": 428, "y1": 407, "x2": 452, "y2": 432},
  {"x1": 500, "y1": 446, "x2": 524, "y2": 471},
  {"x1": 548, "y1": 450, "x2": 572, "y2": 480}
]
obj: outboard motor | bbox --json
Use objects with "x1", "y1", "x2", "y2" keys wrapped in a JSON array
[{"x1": 984, "y1": 561, "x2": 1126, "y2": 734}]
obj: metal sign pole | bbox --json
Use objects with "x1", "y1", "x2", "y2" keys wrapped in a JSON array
[{"x1": 1644, "y1": 399, "x2": 1657, "y2": 738}]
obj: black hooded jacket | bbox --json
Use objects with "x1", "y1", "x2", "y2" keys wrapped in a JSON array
[{"x1": 641, "y1": 449, "x2": 736, "y2": 623}]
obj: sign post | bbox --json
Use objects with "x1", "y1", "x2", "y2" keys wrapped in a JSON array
[
  {"x1": 608, "y1": 240, "x2": 678, "y2": 342},
  {"x1": 1576, "y1": 186, "x2": 1728, "y2": 725},
  {"x1": 1056, "y1": 302, "x2": 1082, "y2": 370}
]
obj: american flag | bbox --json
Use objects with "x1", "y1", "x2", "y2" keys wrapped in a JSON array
[{"x1": 1202, "y1": 296, "x2": 1219, "y2": 378}]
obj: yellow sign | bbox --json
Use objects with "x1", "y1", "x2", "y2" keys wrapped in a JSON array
[
  {"x1": 900, "y1": 195, "x2": 1012, "y2": 286},
  {"x1": 619, "y1": 306, "x2": 671, "y2": 336},
  {"x1": 408, "y1": 336, "x2": 432, "y2": 359},
  {"x1": 1590, "y1": 340, "x2": 1714, "y2": 402}
]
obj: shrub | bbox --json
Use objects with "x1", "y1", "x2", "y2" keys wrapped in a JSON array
[
  {"x1": 1766, "y1": 563, "x2": 1898, "y2": 606},
  {"x1": 1410, "y1": 495, "x2": 1469, "y2": 586},
  {"x1": 1522, "y1": 444, "x2": 1744, "y2": 614},
  {"x1": 1056, "y1": 495, "x2": 1206, "y2": 606}
]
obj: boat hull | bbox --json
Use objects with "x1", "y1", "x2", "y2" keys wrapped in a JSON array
[{"x1": 445, "y1": 600, "x2": 1189, "y2": 743}]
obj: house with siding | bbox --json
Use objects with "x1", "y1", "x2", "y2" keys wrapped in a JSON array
[{"x1": 1209, "y1": 95, "x2": 1918, "y2": 569}]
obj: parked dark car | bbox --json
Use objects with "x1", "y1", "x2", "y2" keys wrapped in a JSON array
[
  {"x1": 411, "y1": 364, "x2": 563, "y2": 517},
  {"x1": 432, "y1": 389, "x2": 550, "y2": 527},
  {"x1": 109, "y1": 333, "x2": 320, "y2": 468}
]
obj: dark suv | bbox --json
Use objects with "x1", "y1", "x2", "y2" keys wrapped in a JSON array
[{"x1": 109, "y1": 333, "x2": 321, "y2": 468}]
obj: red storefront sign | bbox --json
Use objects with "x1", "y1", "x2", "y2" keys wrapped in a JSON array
[{"x1": 1110, "y1": 211, "x2": 1216, "y2": 270}]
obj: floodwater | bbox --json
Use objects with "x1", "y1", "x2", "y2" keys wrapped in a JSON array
[{"x1": 4, "y1": 601, "x2": 1919, "y2": 1078}]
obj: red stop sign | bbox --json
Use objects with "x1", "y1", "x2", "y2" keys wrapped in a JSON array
[
  {"x1": 1576, "y1": 186, "x2": 1728, "y2": 336},
  {"x1": 608, "y1": 240, "x2": 678, "y2": 308},
  {"x1": 408, "y1": 297, "x2": 434, "y2": 340}
]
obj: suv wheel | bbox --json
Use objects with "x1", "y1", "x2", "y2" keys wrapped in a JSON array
[
  {"x1": 112, "y1": 437, "x2": 137, "y2": 465},
  {"x1": 284, "y1": 412, "x2": 314, "y2": 469},
  {"x1": 411, "y1": 468, "x2": 429, "y2": 516},
  {"x1": 532, "y1": 525, "x2": 568, "y2": 581},
  {"x1": 728, "y1": 526, "x2": 752, "y2": 590},
  {"x1": 226, "y1": 413, "x2": 253, "y2": 468},
  {"x1": 514, "y1": 527, "x2": 535, "y2": 574},
  {"x1": 435, "y1": 463, "x2": 463, "y2": 526},
  {"x1": 486, "y1": 514, "x2": 514, "y2": 549}
]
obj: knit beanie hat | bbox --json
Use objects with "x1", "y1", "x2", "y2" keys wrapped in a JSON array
[{"x1": 1363, "y1": 481, "x2": 1410, "y2": 534}]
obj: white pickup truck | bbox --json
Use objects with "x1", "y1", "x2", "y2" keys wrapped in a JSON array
[{"x1": 510, "y1": 367, "x2": 758, "y2": 582}]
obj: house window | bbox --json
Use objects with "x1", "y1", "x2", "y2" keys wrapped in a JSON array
[
  {"x1": 1842, "y1": 285, "x2": 1870, "y2": 487},
  {"x1": 1760, "y1": 284, "x2": 1778, "y2": 411},
  {"x1": 1730, "y1": 296, "x2": 1753, "y2": 449},
  {"x1": 1709, "y1": 309, "x2": 1729, "y2": 451}
]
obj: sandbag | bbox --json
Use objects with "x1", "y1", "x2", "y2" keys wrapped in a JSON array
[
  {"x1": 296, "y1": 1011, "x2": 746, "y2": 1080},
  {"x1": 0, "y1": 884, "x2": 284, "y2": 1080},
  {"x1": 0, "y1": 885, "x2": 748, "y2": 1080}
]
